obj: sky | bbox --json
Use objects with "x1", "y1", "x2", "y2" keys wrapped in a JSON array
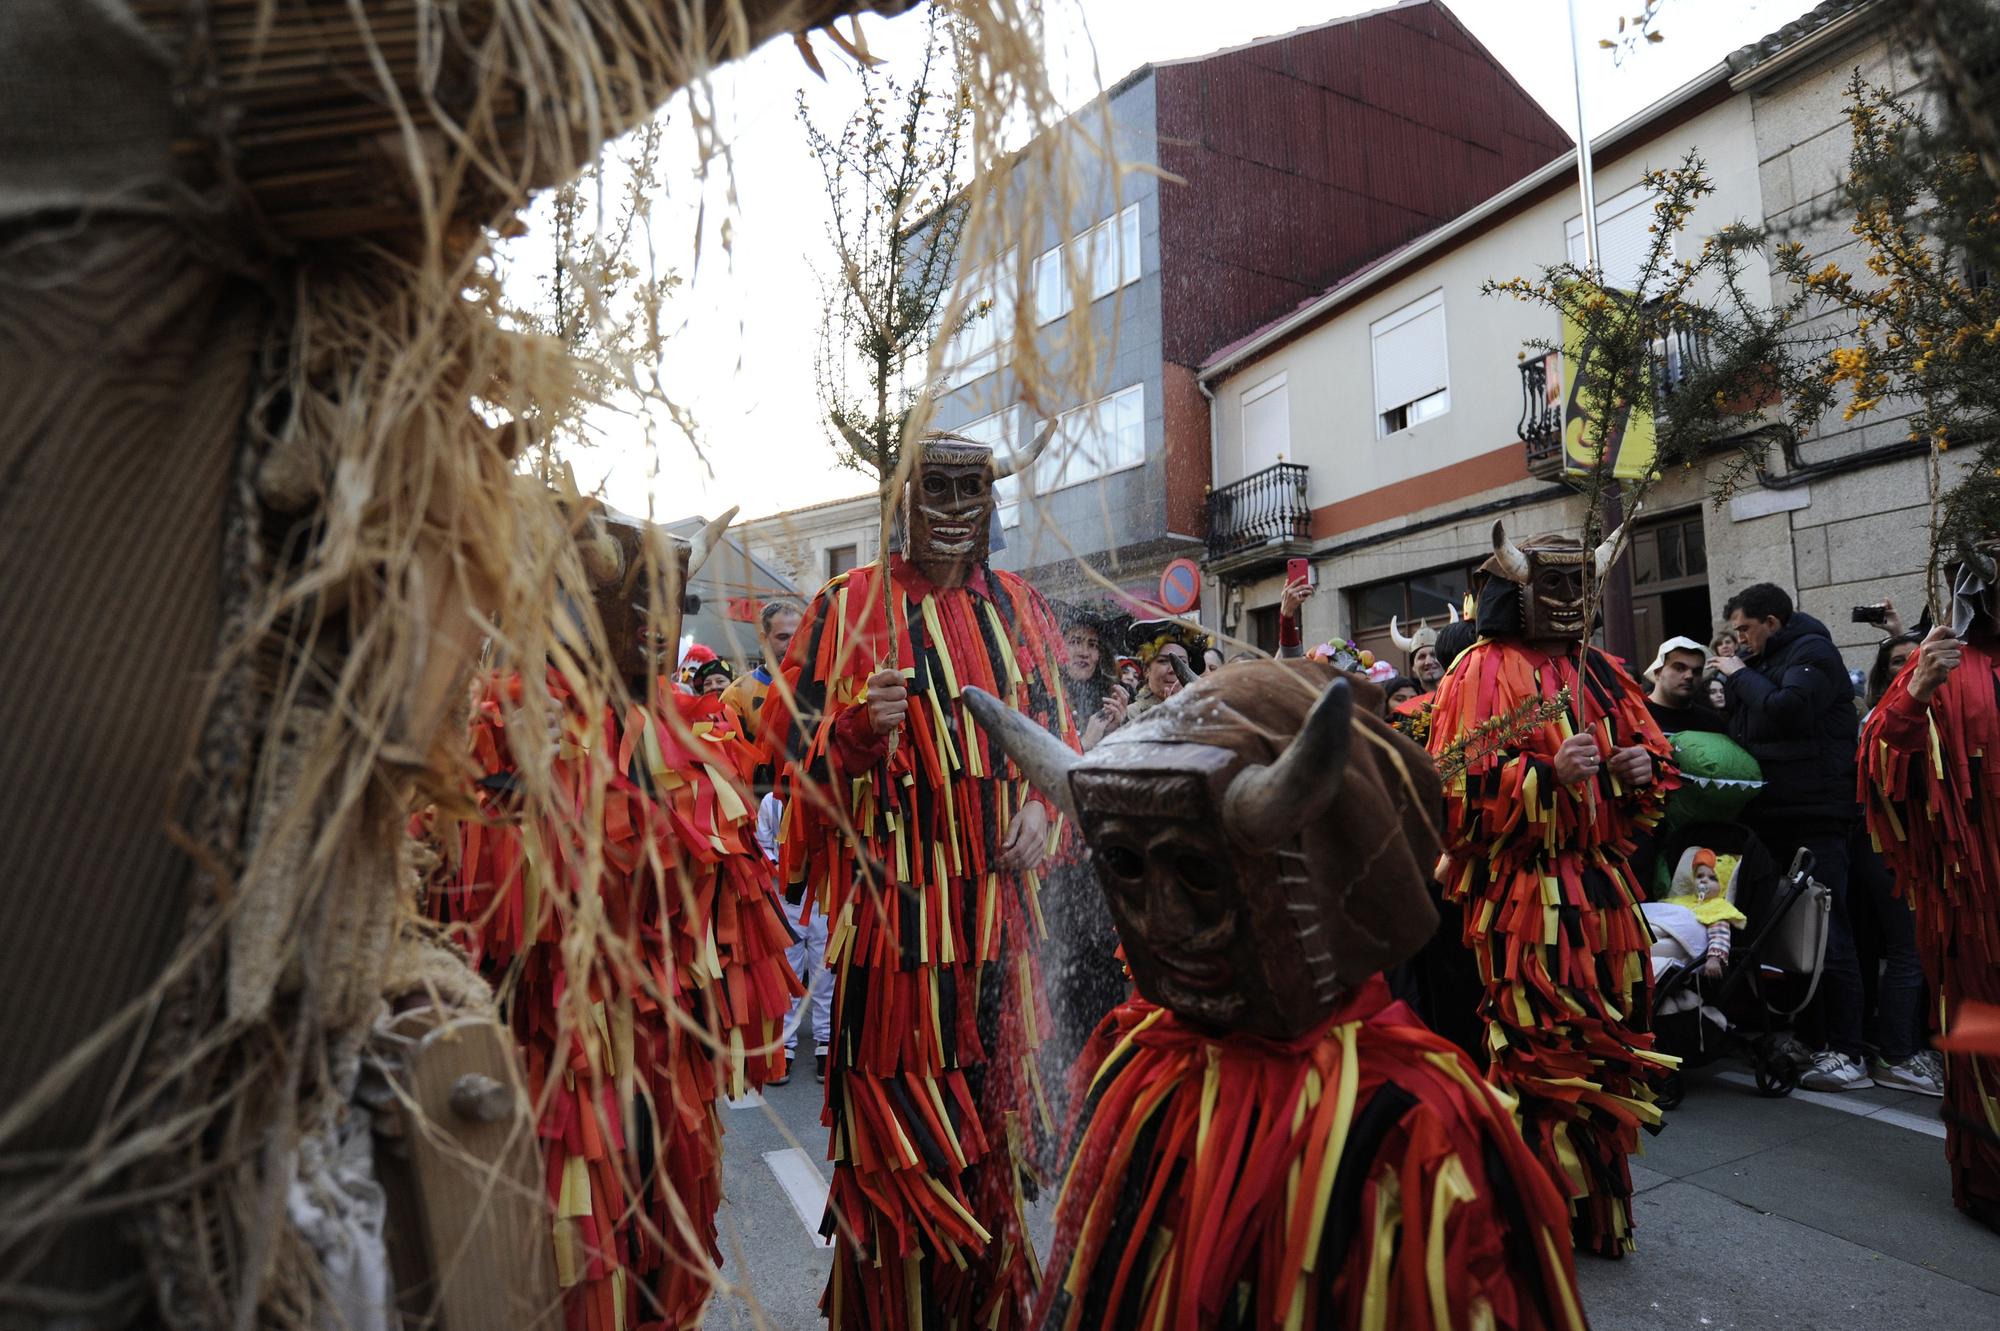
[{"x1": 505, "y1": 0, "x2": 1819, "y2": 526}]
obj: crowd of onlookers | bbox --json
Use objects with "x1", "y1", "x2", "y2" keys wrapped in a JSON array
[{"x1": 693, "y1": 574, "x2": 1945, "y2": 1099}]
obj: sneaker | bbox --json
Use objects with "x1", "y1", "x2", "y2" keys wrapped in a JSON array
[
  {"x1": 1874, "y1": 1051, "x2": 1945, "y2": 1097},
  {"x1": 771, "y1": 1056, "x2": 793, "y2": 1087},
  {"x1": 815, "y1": 1052, "x2": 828, "y2": 1083},
  {"x1": 1799, "y1": 1050, "x2": 1874, "y2": 1092}
]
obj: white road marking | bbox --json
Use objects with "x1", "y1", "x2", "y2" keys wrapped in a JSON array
[
  {"x1": 726, "y1": 1089, "x2": 765, "y2": 1110},
  {"x1": 763, "y1": 1148, "x2": 835, "y2": 1248},
  {"x1": 1713, "y1": 1069, "x2": 1946, "y2": 1137}
]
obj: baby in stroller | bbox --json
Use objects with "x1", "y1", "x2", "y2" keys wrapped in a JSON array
[{"x1": 1645, "y1": 847, "x2": 1749, "y2": 1018}]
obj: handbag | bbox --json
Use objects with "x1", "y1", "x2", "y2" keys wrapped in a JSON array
[{"x1": 1756, "y1": 848, "x2": 1832, "y2": 1018}]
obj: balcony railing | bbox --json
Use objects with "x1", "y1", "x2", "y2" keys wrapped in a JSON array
[
  {"x1": 1518, "y1": 353, "x2": 1564, "y2": 478},
  {"x1": 1517, "y1": 316, "x2": 1713, "y2": 478},
  {"x1": 1205, "y1": 462, "x2": 1311, "y2": 565}
]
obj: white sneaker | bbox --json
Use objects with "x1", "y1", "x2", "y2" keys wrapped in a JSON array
[
  {"x1": 1874, "y1": 1051, "x2": 1945, "y2": 1097},
  {"x1": 1799, "y1": 1051, "x2": 1875, "y2": 1091}
]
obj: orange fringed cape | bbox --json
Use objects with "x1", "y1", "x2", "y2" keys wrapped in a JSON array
[
  {"x1": 1036, "y1": 979, "x2": 1590, "y2": 1331},
  {"x1": 1425, "y1": 640, "x2": 1676, "y2": 1258},
  {"x1": 775, "y1": 555, "x2": 1078, "y2": 1331},
  {"x1": 428, "y1": 671, "x2": 801, "y2": 1331},
  {"x1": 1861, "y1": 644, "x2": 2000, "y2": 1223}
]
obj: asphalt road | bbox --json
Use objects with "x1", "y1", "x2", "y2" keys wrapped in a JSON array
[{"x1": 698, "y1": 1054, "x2": 2000, "y2": 1330}]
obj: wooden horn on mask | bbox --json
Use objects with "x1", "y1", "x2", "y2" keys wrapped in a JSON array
[
  {"x1": 685, "y1": 506, "x2": 740, "y2": 579},
  {"x1": 1593, "y1": 501, "x2": 1641, "y2": 581},
  {"x1": 1223, "y1": 676, "x2": 1353, "y2": 847},
  {"x1": 988, "y1": 418, "x2": 1058, "y2": 481},
  {"x1": 1491, "y1": 519, "x2": 1530, "y2": 583},
  {"x1": 960, "y1": 686, "x2": 1081, "y2": 824}
]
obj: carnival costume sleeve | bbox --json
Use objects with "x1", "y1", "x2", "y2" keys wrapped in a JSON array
[
  {"x1": 1425, "y1": 641, "x2": 1677, "y2": 1257},
  {"x1": 1860, "y1": 646, "x2": 2000, "y2": 1221},
  {"x1": 430, "y1": 671, "x2": 801, "y2": 1331},
  {"x1": 1037, "y1": 980, "x2": 1589, "y2": 1331},
  {"x1": 775, "y1": 559, "x2": 1079, "y2": 1331}
]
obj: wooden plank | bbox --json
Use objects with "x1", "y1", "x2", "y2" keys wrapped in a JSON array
[{"x1": 381, "y1": 1010, "x2": 560, "y2": 1330}]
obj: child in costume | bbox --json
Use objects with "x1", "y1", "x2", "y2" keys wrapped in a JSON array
[{"x1": 965, "y1": 661, "x2": 1591, "y2": 1331}]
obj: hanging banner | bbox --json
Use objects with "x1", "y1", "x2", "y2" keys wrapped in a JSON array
[{"x1": 1560, "y1": 285, "x2": 1657, "y2": 480}]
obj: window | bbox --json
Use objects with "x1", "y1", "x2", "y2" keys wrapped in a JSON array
[
  {"x1": 1347, "y1": 565, "x2": 1473, "y2": 666},
  {"x1": 1628, "y1": 512, "x2": 1708, "y2": 588},
  {"x1": 957, "y1": 406, "x2": 1026, "y2": 528},
  {"x1": 1035, "y1": 383, "x2": 1145, "y2": 492},
  {"x1": 941, "y1": 250, "x2": 1017, "y2": 389},
  {"x1": 1248, "y1": 604, "x2": 1281, "y2": 656},
  {"x1": 1078, "y1": 203, "x2": 1142, "y2": 302},
  {"x1": 1370, "y1": 289, "x2": 1449, "y2": 439},
  {"x1": 826, "y1": 544, "x2": 858, "y2": 578},
  {"x1": 1240, "y1": 373, "x2": 1290, "y2": 475},
  {"x1": 1032, "y1": 244, "x2": 1069, "y2": 326},
  {"x1": 1566, "y1": 181, "x2": 1672, "y2": 297}
]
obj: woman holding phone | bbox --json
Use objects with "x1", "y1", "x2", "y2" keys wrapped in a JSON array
[{"x1": 1056, "y1": 607, "x2": 1130, "y2": 752}]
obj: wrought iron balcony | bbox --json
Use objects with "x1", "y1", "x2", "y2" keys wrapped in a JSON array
[
  {"x1": 1517, "y1": 316, "x2": 1713, "y2": 479},
  {"x1": 1518, "y1": 352, "x2": 1564, "y2": 478},
  {"x1": 1204, "y1": 462, "x2": 1312, "y2": 572}
]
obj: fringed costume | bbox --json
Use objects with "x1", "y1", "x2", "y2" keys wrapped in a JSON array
[
  {"x1": 1427, "y1": 638, "x2": 1675, "y2": 1256},
  {"x1": 777, "y1": 554, "x2": 1077, "y2": 1330},
  {"x1": 1038, "y1": 979, "x2": 1588, "y2": 1331},
  {"x1": 1861, "y1": 642, "x2": 2000, "y2": 1227},
  {"x1": 960, "y1": 658, "x2": 1587, "y2": 1329},
  {"x1": 434, "y1": 670, "x2": 800, "y2": 1330}
]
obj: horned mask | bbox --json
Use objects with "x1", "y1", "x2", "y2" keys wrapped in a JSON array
[
  {"x1": 1481, "y1": 511, "x2": 1635, "y2": 643},
  {"x1": 575, "y1": 505, "x2": 734, "y2": 685},
  {"x1": 900, "y1": 426, "x2": 1052, "y2": 582},
  {"x1": 963, "y1": 660, "x2": 1442, "y2": 1040}
]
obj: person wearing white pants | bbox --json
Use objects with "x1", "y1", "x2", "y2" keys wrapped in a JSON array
[{"x1": 759, "y1": 793, "x2": 833, "y2": 1082}]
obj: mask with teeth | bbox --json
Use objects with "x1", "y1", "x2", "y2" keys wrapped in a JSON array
[
  {"x1": 904, "y1": 437, "x2": 997, "y2": 581},
  {"x1": 1481, "y1": 514, "x2": 1634, "y2": 644}
]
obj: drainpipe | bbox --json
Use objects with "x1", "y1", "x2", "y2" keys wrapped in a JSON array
[{"x1": 1197, "y1": 374, "x2": 1225, "y2": 631}]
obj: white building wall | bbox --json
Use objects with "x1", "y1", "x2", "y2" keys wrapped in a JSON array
[{"x1": 1206, "y1": 89, "x2": 1767, "y2": 655}]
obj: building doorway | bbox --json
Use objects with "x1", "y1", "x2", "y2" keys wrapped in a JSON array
[{"x1": 1627, "y1": 509, "x2": 1712, "y2": 668}]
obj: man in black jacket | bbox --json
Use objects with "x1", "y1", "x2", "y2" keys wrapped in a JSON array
[{"x1": 1714, "y1": 583, "x2": 1873, "y2": 1090}]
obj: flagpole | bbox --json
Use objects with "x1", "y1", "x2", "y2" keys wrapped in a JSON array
[{"x1": 1567, "y1": 0, "x2": 1601, "y2": 273}]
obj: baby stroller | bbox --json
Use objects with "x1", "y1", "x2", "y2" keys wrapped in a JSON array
[{"x1": 1645, "y1": 823, "x2": 1831, "y2": 1108}]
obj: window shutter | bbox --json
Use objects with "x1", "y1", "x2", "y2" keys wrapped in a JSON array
[
  {"x1": 1242, "y1": 378, "x2": 1289, "y2": 473},
  {"x1": 1371, "y1": 294, "x2": 1448, "y2": 416},
  {"x1": 1566, "y1": 183, "x2": 1671, "y2": 296}
]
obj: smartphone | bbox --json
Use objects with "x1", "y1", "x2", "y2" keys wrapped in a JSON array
[
  {"x1": 1286, "y1": 557, "x2": 1314, "y2": 587},
  {"x1": 1850, "y1": 604, "x2": 1889, "y2": 625}
]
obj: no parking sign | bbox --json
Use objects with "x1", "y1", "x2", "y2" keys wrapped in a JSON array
[{"x1": 1158, "y1": 559, "x2": 1202, "y2": 615}]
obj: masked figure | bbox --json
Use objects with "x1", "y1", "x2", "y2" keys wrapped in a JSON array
[
  {"x1": 964, "y1": 661, "x2": 1588, "y2": 1331},
  {"x1": 773, "y1": 431, "x2": 1077, "y2": 1330},
  {"x1": 431, "y1": 507, "x2": 802, "y2": 1330},
  {"x1": 1860, "y1": 543, "x2": 2000, "y2": 1232},
  {"x1": 1426, "y1": 519, "x2": 1676, "y2": 1258}
]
